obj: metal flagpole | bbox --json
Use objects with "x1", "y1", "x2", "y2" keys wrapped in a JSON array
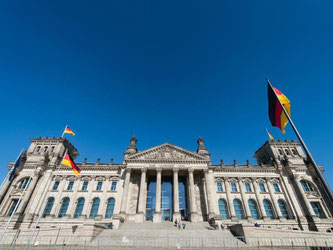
[
  {"x1": 61, "y1": 125, "x2": 68, "y2": 138},
  {"x1": 0, "y1": 148, "x2": 24, "y2": 192},
  {"x1": 24, "y1": 148, "x2": 68, "y2": 250},
  {"x1": 266, "y1": 78, "x2": 333, "y2": 202}
]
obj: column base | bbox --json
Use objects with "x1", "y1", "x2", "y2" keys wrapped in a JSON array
[
  {"x1": 207, "y1": 212, "x2": 216, "y2": 221},
  {"x1": 190, "y1": 212, "x2": 199, "y2": 223},
  {"x1": 153, "y1": 212, "x2": 161, "y2": 223},
  {"x1": 173, "y1": 212, "x2": 181, "y2": 222},
  {"x1": 135, "y1": 212, "x2": 146, "y2": 223},
  {"x1": 231, "y1": 216, "x2": 239, "y2": 222}
]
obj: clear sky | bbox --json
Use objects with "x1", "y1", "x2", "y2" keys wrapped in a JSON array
[{"x1": 0, "y1": 1, "x2": 332, "y2": 186}]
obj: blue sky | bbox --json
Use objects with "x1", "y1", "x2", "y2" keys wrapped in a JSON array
[{"x1": 0, "y1": 1, "x2": 332, "y2": 186}]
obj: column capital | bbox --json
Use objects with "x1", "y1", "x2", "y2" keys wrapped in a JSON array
[
  {"x1": 173, "y1": 167, "x2": 179, "y2": 173},
  {"x1": 156, "y1": 168, "x2": 162, "y2": 173},
  {"x1": 188, "y1": 168, "x2": 194, "y2": 173},
  {"x1": 141, "y1": 168, "x2": 147, "y2": 173}
]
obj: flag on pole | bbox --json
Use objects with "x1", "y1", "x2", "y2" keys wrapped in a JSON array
[
  {"x1": 266, "y1": 128, "x2": 274, "y2": 141},
  {"x1": 64, "y1": 127, "x2": 75, "y2": 136},
  {"x1": 268, "y1": 84, "x2": 291, "y2": 133},
  {"x1": 8, "y1": 153, "x2": 22, "y2": 181},
  {"x1": 61, "y1": 153, "x2": 81, "y2": 177}
]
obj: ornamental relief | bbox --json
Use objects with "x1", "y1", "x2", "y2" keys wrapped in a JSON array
[{"x1": 137, "y1": 147, "x2": 196, "y2": 161}]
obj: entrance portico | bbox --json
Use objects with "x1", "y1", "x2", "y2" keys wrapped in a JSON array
[{"x1": 121, "y1": 142, "x2": 214, "y2": 223}]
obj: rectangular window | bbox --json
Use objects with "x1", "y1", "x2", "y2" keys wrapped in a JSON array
[
  {"x1": 245, "y1": 183, "x2": 252, "y2": 192},
  {"x1": 231, "y1": 182, "x2": 237, "y2": 192},
  {"x1": 53, "y1": 181, "x2": 59, "y2": 191},
  {"x1": 259, "y1": 183, "x2": 266, "y2": 192},
  {"x1": 217, "y1": 182, "x2": 223, "y2": 192},
  {"x1": 82, "y1": 181, "x2": 88, "y2": 190},
  {"x1": 67, "y1": 181, "x2": 74, "y2": 191},
  {"x1": 96, "y1": 181, "x2": 103, "y2": 191},
  {"x1": 273, "y1": 183, "x2": 280, "y2": 192},
  {"x1": 311, "y1": 202, "x2": 325, "y2": 218},
  {"x1": 111, "y1": 181, "x2": 117, "y2": 191},
  {"x1": 7, "y1": 199, "x2": 20, "y2": 216}
]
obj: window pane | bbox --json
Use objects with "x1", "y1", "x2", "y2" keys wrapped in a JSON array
[
  {"x1": 111, "y1": 182, "x2": 117, "y2": 191},
  {"x1": 58, "y1": 198, "x2": 70, "y2": 218},
  {"x1": 233, "y1": 199, "x2": 244, "y2": 219},
  {"x1": 7, "y1": 199, "x2": 20, "y2": 216},
  {"x1": 53, "y1": 181, "x2": 59, "y2": 190},
  {"x1": 90, "y1": 198, "x2": 100, "y2": 218},
  {"x1": 82, "y1": 181, "x2": 88, "y2": 190},
  {"x1": 74, "y1": 198, "x2": 85, "y2": 218},
  {"x1": 259, "y1": 184, "x2": 266, "y2": 192},
  {"x1": 231, "y1": 183, "x2": 237, "y2": 192},
  {"x1": 300, "y1": 181, "x2": 310, "y2": 192},
  {"x1": 273, "y1": 184, "x2": 280, "y2": 192},
  {"x1": 96, "y1": 182, "x2": 103, "y2": 191},
  {"x1": 217, "y1": 182, "x2": 223, "y2": 192},
  {"x1": 245, "y1": 183, "x2": 252, "y2": 192},
  {"x1": 263, "y1": 200, "x2": 275, "y2": 219},
  {"x1": 218, "y1": 199, "x2": 229, "y2": 219},
  {"x1": 311, "y1": 202, "x2": 325, "y2": 218},
  {"x1": 43, "y1": 198, "x2": 55, "y2": 217},
  {"x1": 278, "y1": 200, "x2": 289, "y2": 219},
  {"x1": 248, "y1": 200, "x2": 259, "y2": 219},
  {"x1": 105, "y1": 198, "x2": 115, "y2": 218},
  {"x1": 67, "y1": 181, "x2": 74, "y2": 190}
]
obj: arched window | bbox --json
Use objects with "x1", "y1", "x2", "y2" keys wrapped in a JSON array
[
  {"x1": 35, "y1": 146, "x2": 41, "y2": 153},
  {"x1": 285, "y1": 149, "x2": 290, "y2": 155},
  {"x1": 218, "y1": 199, "x2": 229, "y2": 219},
  {"x1": 58, "y1": 197, "x2": 70, "y2": 218},
  {"x1": 233, "y1": 199, "x2": 245, "y2": 219},
  {"x1": 300, "y1": 180, "x2": 315, "y2": 192},
  {"x1": 263, "y1": 199, "x2": 275, "y2": 219},
  {"x1": 292, "y1": 149, "x2": 298, "y2": 156},
  {"x1": 105, "y1": 198, "x2": 115, "y2": 218},
  {"x1": 89, "y1": 198, "x2": 100, "y2": 218},
  {"x1": 43, "y1": 146, "x2": 48, "y2": 152},
  {"x1": 248, "y1": 199, "x2": 260, "y2": 219},
  {"x1": 74, "y1": 198, "x2": 85, "y2": 218},
  {"x1": 50, "y1": 146, "x2": 55, "y2": 153},
  {"x1": 42, "y1": 197, "x2": 55, "y2": 217},
  {"x1": 18, "y1": 178, "x2": 31, "y2": 190},
  {"x1": 278, "y1": 200, "x2": 289, "y2": 219},
  {"x1": 278, "y1": 149, "x2": 283, "y2": 155}
]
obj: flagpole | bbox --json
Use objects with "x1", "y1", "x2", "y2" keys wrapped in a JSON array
[
  {"x1": 0, "y1": 148, "x2": 24, "y2": 192},
  {"x1": 266, "y1": 78, "x2": 333, "y2": 203},
  {"x1": 24, "y1": 148, "x2": 68, "y2": 250},
  {"x1": 61, "y1": 125, "x2": 68, "y2": 138}
]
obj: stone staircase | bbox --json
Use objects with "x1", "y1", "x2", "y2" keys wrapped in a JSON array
[{"x1": 92, "y1": 221, "x2": 245, "y2": 248}]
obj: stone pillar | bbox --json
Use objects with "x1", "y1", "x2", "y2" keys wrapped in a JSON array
[
  {"x1": 239, "y1": 178, "x2": 252, "y2": 220},
  {"x1": 137, "y1": 168, "x2": 147, "y2": 222},
  {"x1": 16, "y1": 170, "x2": 41, "y2": 215},
  {"x1": 188, "y1": 169, "x2": 198, "y2": 222},
  {"x1": 153, "y1": 169, "x2": 162, "y2": 223},
  {"x1": 204, "y1": 169, "x2": 216, "y2": 220},
  {"x1": 294, "y1": 176, "x2": 317, "y2": 219},
  {"x1": 252, "y1": 178, "x2": 267, "y2": 220},
  {"x1": 224, "y1": 178, "x2": 237, "y2": 221},
  {"x1": 0, "y1": 177, "x2": 13, "y2": 204},
  {"x1": 267, "y1": 179, "x2": 283, "y2": 220},
  {"x1": 173, "y1": 168, "x2": 181, "y2": 221},
  {"x1": 120, "y1": 168, "x2": 132, "y2": 215}
]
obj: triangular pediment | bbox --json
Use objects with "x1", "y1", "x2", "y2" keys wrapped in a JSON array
[{"x1": 126, "y1": 143, "x2": 209, "y2": 162}]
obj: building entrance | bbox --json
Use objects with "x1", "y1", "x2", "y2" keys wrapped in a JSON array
[{"x1": 161, "y1": 177, "x2": 172, "y2": 221}]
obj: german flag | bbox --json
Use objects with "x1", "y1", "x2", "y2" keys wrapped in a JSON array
[
  {"x1": 61, "y1": 153, "x2": 81, "y2": 177},
  {"x1": 64, "y1": 127, "x2": 75, "y2": 136},
  {"x1": 268, "y1": 84, "x2": 291, "y2": 133}
]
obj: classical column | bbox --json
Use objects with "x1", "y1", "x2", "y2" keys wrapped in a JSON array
[
  {"x1": 153, "y1": 168, "x2": 162, "y2": 223},
  {"x1": 120, "y1": 168, "x2": 132, "y2": 215},
  {"x1": 267, "y1": 179, "x2": 283, "y2": 220},
  {"x1": 137, "y1": 168, "x2": 147, "y2": 222},
  {"x1": 252, "y1": 178, "x2": 267, "y2": 220},
  {"x1": 16, "y1": 169, "x2": 41, "y2": 215},
  {"x1": 294, "y1": 176, "x2": 317, "y2": 219},
  {"x1": 204, "y1": 169, "x2": 216, "y2": 220},
  {"x1": 188, "y1": 169, "x2": 198, "y2": 222},
  {"x1": 173, "y1": 168, "x2": 181, "y2": 221},
  {"x1": 239, "y1": 178, "x2": 252, "y2": 220},
  {"x1": 224, "y1": 178, "x2": 237, "y2": 221}
]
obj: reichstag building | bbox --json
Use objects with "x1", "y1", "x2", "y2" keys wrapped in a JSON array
[{"x1": 0, "y1": 136, "x2": 332, "y2": 235}]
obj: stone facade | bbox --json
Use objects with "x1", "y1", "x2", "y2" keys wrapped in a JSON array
[{"x1": 0, "y1": 136, "x2": 332, "y2": 233}]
